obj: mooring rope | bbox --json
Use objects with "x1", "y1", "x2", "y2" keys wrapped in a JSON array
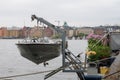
[
  {"x1": 88, "y1": 56, "x2": 116, "y2": 64},
  {"x1": 0, "y1": 70, "x2": 54, "y2": 79},
  {"x1": 103, "y1": 70, "x2": 120, "y2": 79}
]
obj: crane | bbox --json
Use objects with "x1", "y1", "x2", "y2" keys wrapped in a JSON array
[
  {"x1": 30, "y1": 15, "x2": 102, "y2": 80},
  {"x1": 31, "y1": 14, "x2": 66, "y2": 66}
]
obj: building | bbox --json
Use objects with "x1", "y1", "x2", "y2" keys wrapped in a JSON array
[
  {"x1": 0, "y1": 27, "x2": 8, "y2": 38},
  {"x1": 44, "y1": 27, "x2": 54, "y2": 37},
  {"x1": 76, "y1": 27, "x2": 94, "y2": 35},
  {"x1": 68, "y1": 29, "x2": 74, "y2": 38},
  {"x1": 93, "y1": 27, "x2": 105, "y2": 35},
  {"x1": 105, "y1": 26, "x2": 120, "y2": 32},
  {"x1": 7, "y1": 27, "x2": 21, "y2": 38},
  {"x1": 21, "y1": 26, "x2": 31, "y2": 38},
  {"x1": 29, "y1": 26, "x2": 43, "y2": 38}
]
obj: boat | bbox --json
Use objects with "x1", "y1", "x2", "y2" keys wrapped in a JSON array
[
  {"x1": 16, "y1": 15, "x2": 63, "y2": 65},
  {"x1": 16, "y1": 38, "x2": 61, "y2": 64}
]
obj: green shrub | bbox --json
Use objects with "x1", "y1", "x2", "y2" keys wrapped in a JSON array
[{"x1": 88, "y1": 38, "x2": 110, "y2": 61}]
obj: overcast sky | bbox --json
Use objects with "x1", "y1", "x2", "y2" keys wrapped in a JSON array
[{"x1": 0, "y1": 0, "x2": 120, "y2": 27}]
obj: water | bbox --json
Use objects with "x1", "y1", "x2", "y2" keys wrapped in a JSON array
[{"x1": 0, "y1": 39, "x2": 87, "y2": 80}]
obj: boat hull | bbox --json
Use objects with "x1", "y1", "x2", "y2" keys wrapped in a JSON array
[{"x1": 16, "y1": 43, "x2": 61, "y2": 64}]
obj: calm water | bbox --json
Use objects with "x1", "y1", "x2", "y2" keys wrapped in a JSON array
[{"x1": 0, "y1": 39, "x2": 87, "y2": 80}]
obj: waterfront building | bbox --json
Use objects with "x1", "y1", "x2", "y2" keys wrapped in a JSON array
[
  {"x1": 0, "y1": 27, "x2": 8, "y2": 38},
  {"x1": 93, "y1": 27, "x2": 105, "y2": 35},
  {"x1": 76, "y1": 27, "x2": 94, "y2": 35},
  {"x1": 44, "y1": 27, "x2": 54, "y2": 37},
  {"x1": 7, "y1": 27, "x2": 21, "y2": 38}
]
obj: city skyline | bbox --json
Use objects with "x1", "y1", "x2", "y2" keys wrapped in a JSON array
[{"x1": 0, "y1": 0, "x2": 120, "y2": 27}]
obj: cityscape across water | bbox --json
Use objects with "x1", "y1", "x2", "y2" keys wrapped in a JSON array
[{"x1": 0, "y1": 39, "x2": 87, "y2": 80}]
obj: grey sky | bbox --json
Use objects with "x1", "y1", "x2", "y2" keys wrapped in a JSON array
[{"x1": 0, "y1": 0, "x2": 120, "y2": 27}]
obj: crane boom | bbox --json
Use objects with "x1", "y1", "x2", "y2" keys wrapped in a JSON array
[
  {"x1": 31, "y1": 14, "x2": 66, "y2": 67},
  {"x1": 31, "y1": 15, "x2": 63, "y2": 33}
]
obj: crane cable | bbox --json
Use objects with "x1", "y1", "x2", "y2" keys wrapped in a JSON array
[{"x1": 0, "y1": 69, "x2": 54, "y2": 79}]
